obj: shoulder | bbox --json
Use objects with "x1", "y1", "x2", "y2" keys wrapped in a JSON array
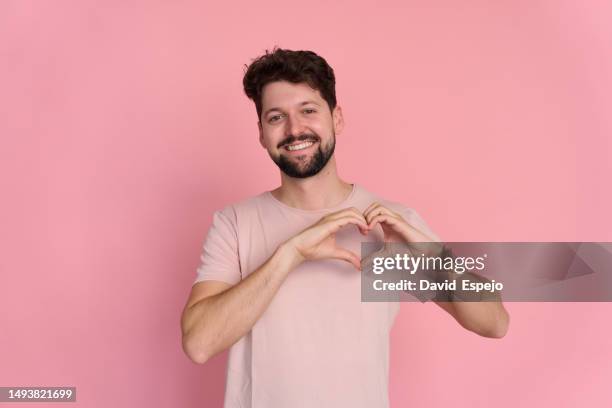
[{"x1": 212, "y1": 191, "x2": 269, "y2": 223}]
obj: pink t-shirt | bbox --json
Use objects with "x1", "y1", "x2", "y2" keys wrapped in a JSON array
[{"x1": 194, "y1": 183, "x2": 437, "y2": 408}]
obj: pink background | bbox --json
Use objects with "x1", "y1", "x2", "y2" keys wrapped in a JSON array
[{"x1": 1, "y1": 1, "x2": 611, "y2": 407}]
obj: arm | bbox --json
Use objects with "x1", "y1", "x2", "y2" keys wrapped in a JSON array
[
  {"x1": 181, "y1": 242, "x2": 300, "y2": 364},
  {"x1": 362, "y1": 202, "x2": 510, "y2": 339},
  {"x1": 431, "y1": 250, "x2": 509, "y2": 338},
  {"x1": 434, "y1": 300, "x2": 510, "y2": 339},
  {"x1": 181, "y1": 207, "x2": 369, "y2": 364}
]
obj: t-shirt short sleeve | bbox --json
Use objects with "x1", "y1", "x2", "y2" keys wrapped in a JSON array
[{"x1": 194, "y1": 207, "x2": 242, "y2": 286}]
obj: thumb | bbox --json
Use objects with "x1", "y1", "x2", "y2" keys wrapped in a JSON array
[
  {"x1": 332, "y1": 247, "x2": 362, "y2": 270},
  {"x1": 361, "y1": 246, "x2": 392, "y2": 277}
]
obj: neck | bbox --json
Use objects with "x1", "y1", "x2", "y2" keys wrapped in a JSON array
[{"x1": 270, "y1": 156, "x2": 353, "y2": 211}]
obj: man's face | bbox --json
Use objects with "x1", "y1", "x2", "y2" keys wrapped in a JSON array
[{"x1": 258, "y1": 81, "x2": 344, "y2": 178}]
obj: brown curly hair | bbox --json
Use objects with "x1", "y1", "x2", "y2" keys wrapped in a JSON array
[{"x1": 242, "y1": 46, "x2": 337, "y2": 122}]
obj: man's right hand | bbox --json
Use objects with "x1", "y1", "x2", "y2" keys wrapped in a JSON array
[{"x1": 283, "y1": 207, "x2": 370, "y2": 271}]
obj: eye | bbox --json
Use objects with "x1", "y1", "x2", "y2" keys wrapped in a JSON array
[
  {"x1": 269, "y1": 114, "x2": 282, "y2": 123},
  {"x1": 304, "y1": 109, "x2": 316, "y2": 114}
]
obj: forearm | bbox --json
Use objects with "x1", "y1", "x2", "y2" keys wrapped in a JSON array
[
  {"x1": 433, "y1": 268, "x2": 510, "y2": 338},
  {"x1": 438, "y1": 300, "x2": 510, "y2": 338},
  {"x1": 182, "y1": 243, "x2": 300, "y2": 363}
]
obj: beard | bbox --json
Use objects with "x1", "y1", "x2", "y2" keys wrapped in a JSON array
[{"x1": 270, "y1": 134, "x2": 336, "y2": 179}]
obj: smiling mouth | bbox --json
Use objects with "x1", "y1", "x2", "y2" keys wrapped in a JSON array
[{"x1": 285, "y1": 141, "x2": 316, "y2": 152}]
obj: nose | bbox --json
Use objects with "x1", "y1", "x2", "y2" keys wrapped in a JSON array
[{"x1": 285, "y1": 113, "x2": 307, "y2": 139}]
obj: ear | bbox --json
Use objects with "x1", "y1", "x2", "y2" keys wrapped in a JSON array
[
  {"x1": 258, "y1": 121, "x2": 265, "y2": 148},
  {"x1": 332, "y1": 105, "x2": 345, "y2": 135}
]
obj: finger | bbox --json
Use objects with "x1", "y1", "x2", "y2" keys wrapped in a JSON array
[
  {"x1": 363, "y1": 202, "x2": 379, "y2": 215},
  {"x1": 333, "y1": 217, "x2": 369, "y2": 236},
  {"x1": 332, "y1": 247, "x2": 362, "y2": 270},
  {"x1": 369, "y1": 214, "x2": 432, "y2": 242},
  {"x1": 365, "y1": 207, "x2": 400, "y2": 226},
  {"x1": 326, "y1": 215, "x2": 369, "y2": 234},
  {"x1": 325, "y1": 207, "x2": 367, "y2": 223},
  {"x1": 362, "y1": 202, "x2": 381, "y2": 223},
  {"x1": 364, "y1": 204, "x2": 401, "y2": 225},
  {"x1": 367, "y1": 214, "x2": 400, "y2": 229},
  {"x1": 347, "y1": 210, "x2": 370, "y2": 233}
]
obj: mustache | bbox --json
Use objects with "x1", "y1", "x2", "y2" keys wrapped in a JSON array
[{"x1": 279, "y1": 134, "x2": 319, "y2": 148}]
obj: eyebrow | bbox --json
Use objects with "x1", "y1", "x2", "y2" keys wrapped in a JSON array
[{"x1": 263, "y1": 100, "x2": 320, "y2": 118}]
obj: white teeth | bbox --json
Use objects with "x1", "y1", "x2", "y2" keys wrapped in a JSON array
[{"x1": 286, "y1": 141, "x2": 314, "y2": 151}]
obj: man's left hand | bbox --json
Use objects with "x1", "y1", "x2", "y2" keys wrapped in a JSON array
[{"x1": 363, "y1": 202, "x2": 436, "y2": 244}]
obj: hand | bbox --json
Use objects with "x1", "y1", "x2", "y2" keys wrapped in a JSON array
[
  {"x1": 361, "y1": 203, "x2": 443, "y2": 272},
  {"x1": 285, "y1": 207, "x2": 370, "y2": 270},
  {"x1": 363, "y1": 202, "x2": 436, "y2": 244}
]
